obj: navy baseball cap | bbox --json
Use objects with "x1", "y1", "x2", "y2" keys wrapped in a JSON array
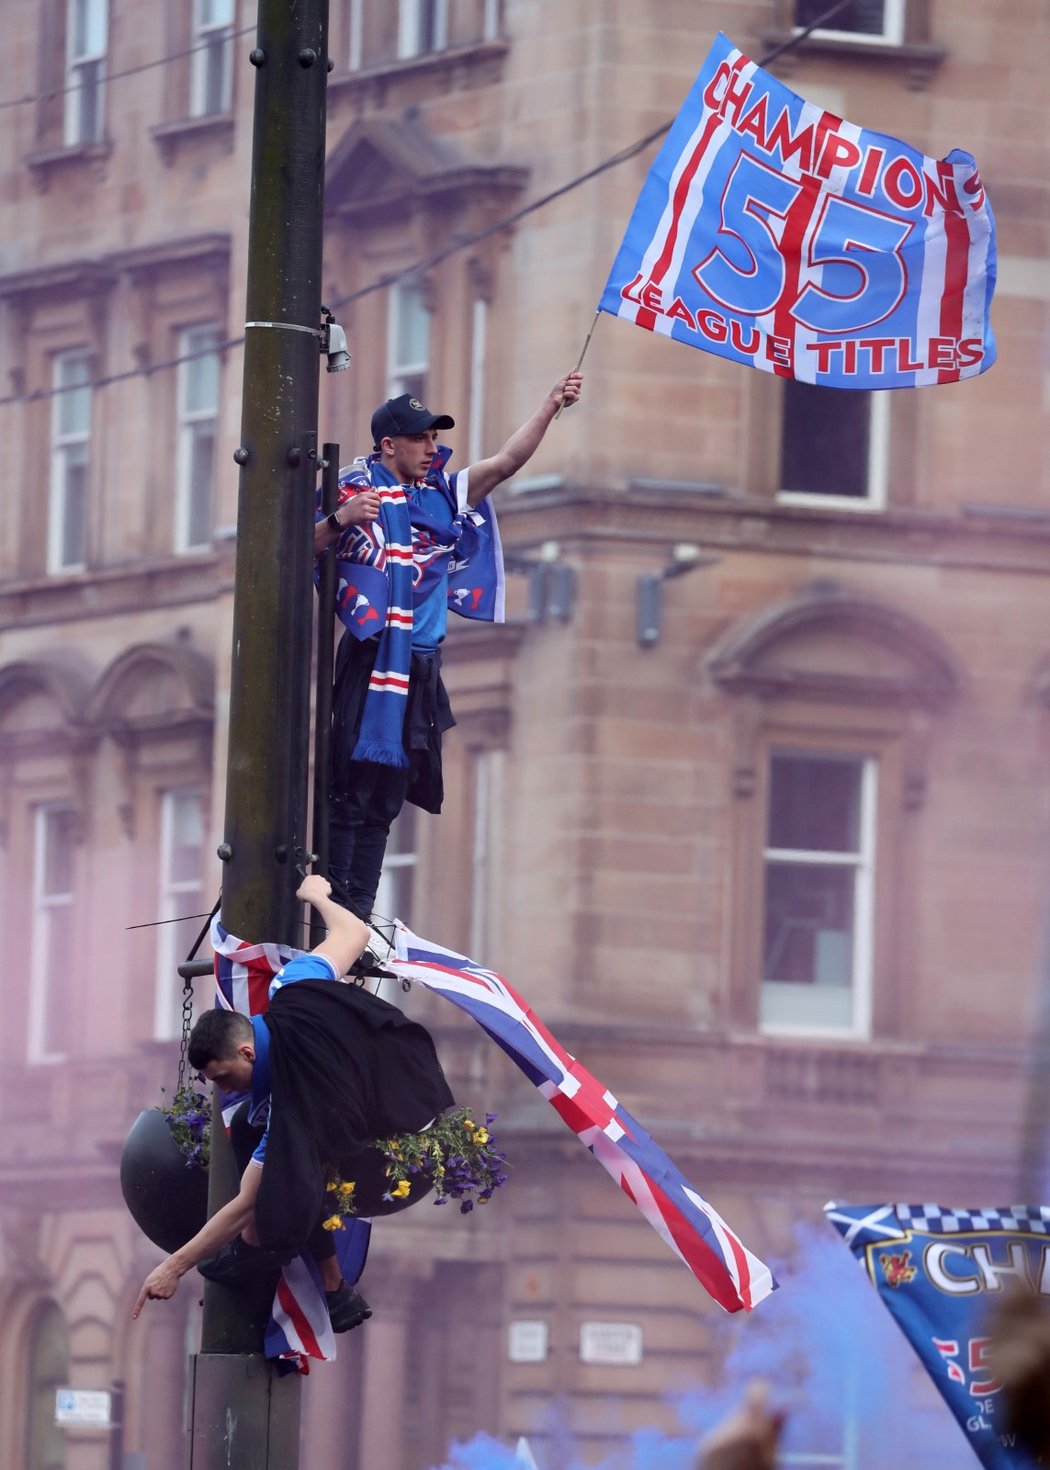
[{"x1": 370, "y1": 393, "x2": 455, "y2": 447}]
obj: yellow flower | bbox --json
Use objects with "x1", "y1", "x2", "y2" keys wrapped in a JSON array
[
  {"x1": 326, "y1": 1181, "x2": 337, "y2": 1192},
  {"x1": 473, "y1": 1128, "x2": 489, "y2": 1145},
  {"x1": 321, "y1": 1215, "x2": 345, "y2": 1232},
  {"x1": 339, "y1": 1181, "x2": 355, "y2": 1196},
  {"x1": 463, "y1": 1119, "x2": 475, "y2": 1131},
  {"x1": 391, "y1": 1179, "x2": 411, "y2": 1199}
]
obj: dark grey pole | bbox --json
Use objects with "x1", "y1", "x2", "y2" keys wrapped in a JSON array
[
  {"x1": 188, "y1": 0, "x2": 331, "y2": 1462},
  {"x1": 310, "y1": 443, "x2": 340, "y2": 947}
]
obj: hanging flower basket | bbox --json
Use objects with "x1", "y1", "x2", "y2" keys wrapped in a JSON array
[
  {"x1": 322, "y1": 1107, "x2": 509, "y2": 1229},
  {"x1": 120, "y1": 1106, "x2": 209, "y2": 1255}
]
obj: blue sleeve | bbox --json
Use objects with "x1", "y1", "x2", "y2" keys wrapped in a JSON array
[{"x1": 269, "y1": 954, "x2": 339, "y2": 996}]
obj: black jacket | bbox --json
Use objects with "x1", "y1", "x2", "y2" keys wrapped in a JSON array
[{"x1": 255, "y1": 979, "x2": 453, "y2": 1249}]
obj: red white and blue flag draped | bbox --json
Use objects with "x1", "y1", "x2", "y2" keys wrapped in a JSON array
[
  {"x1": 211, "y1": 919, "x2": 370, "y2": 1372},
  {"x1": 599, "y1": 32, "x2": 997, "y2": 389},
  {"x1": 385, "y1": 924, "x2": 776, "y2": 1314}
]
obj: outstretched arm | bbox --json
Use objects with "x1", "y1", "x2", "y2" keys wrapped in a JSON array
[
  {"x1": 132, "y1": 1164, "x2": 262, "y2": 1318},
  {"x1": 465, "y1": 371, "x2": 583, "y2": 507},
  {"x1": 297, "y1": 873, "x2": 371, "y2": 976}
]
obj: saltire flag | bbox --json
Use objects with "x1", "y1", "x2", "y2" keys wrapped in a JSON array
[
  {"x1": 380, "y1": 923, "x2": 775, "y2": 1313},
  {"x1": 826, "y1": 1201, "x2": 1047, "y2": 1469},
  {"x1": 211, "y1": 919, "x2": 373, "y2": 1372},
  {"x1": 599, "y1": 32, "x2": 997, "y2": 389}
]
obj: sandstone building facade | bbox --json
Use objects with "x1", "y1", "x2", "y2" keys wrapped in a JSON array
[{"x1": 1, "y1": 1, "x2": 1048, "y2": 1466}]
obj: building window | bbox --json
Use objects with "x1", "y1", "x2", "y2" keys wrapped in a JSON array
[
  {"x1": 25, "y1": 1301, "x2": 70, "y2": 1470},
  {"x1": 48, "y1": 350, "x2": 92, "y2": 573},
  {"x1": 155, "y1": 790, "x2": 208, "y2": 1039},
  {"x1": 190, "y1": 0, "x2": 234, "y2": 116},
  {"x1": 795, "y1": 0, "x2": 905, "y2": 45},
  {"x1": 761, "y1": 752, "x2": 876, "y2": 1036},
  {"x1": 375, "y1": 806, "x2": 418, "y2": 927},
  {"x1": 28, "y1": 804, "x2": 79, "y2": 1061},
  {"x1": 398, "y1": 0, "x2": 449, "y2": 58},
  {"x1": 349, "y1": 0, "x2": 500, "y2": 69},
  {"x1": 778, "y1": 381, "x2": 888, "y2": 509},
  {"x1": 65, "y1": 0, "x2": 108, "y2": 145},
  {"x1": 175, "y1": 325, "x2": 220, "y2": 552},
  {"x1": 387, "y1": 282, "x2": 430, "y2": 402}
]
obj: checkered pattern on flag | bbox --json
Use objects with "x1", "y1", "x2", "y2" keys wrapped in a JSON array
[
  {"x1": 599, "y1": 32, "x2": 997, "y2": 389},
  {"x1": 385, "y1": 924, "x2": 775, "y2": 1313},
  {"x1": 827, "y1": 1201, "x2": 1049, "y2": 1470},
  {"x1": 210, "y1": 918, "x2": 372, "y2": 1372}
]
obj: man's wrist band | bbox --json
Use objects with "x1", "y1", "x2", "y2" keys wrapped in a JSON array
[{"x1": 326, "y1": 511, "x2": 342, "y2": 532}]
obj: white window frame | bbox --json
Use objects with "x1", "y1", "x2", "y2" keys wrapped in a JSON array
[
  {"x1": 398, "y1": 0, "x2": 449, "y2": 58},
  {"x1": 175, "y1": 325, "x2": 221, "y2": 553},
  {"x1": 777, "y1": 390, "x2": 889, "y2": 513},
  {"x1": 467, "y1": 296, "x2": 488, "y2": 465},
  {"x1": 760, "y1": 753, "x2": 877, "y2": 1040},
  {"x1": 348, "y1": 0, "x2": 364, "y2": 69},
  {"x1": 374, "y1": 807, "x2": 418, "y2": 927},
  {"x1": 64, "y1": 0, "x2": 108, "y2": 146},
  {"x1": 482, "y1": 0, "x2": 501, "y2": 40},
  {"x1": 190, "y1": 0, "x2": 234, "y2": 117},
  {"x1": 386, "y1": 282, "x2": 431, "y2": 401},
  {"x1": 48, "y1": 349, "x2": 92, "y2": 574},
  {"x1": 28, "y1": 804, "x2": 78, "y2": 1063},
  {"x1": 794, "y1": 0, "x2": 905, "y2": 47},
  {"x1": 469, "y1": 747, "x2": 503, "y2": 960},
  {"x1": 154, "y1": 789, "x2": 207, "y2": 1040}
]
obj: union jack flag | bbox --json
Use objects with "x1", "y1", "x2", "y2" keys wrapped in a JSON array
[
  {"x1": 382, "y1": 924, "x2": 776, "y2": 1314},
  {"x1": 600, "y1": 32, "x2": 997, "y2": 389}
]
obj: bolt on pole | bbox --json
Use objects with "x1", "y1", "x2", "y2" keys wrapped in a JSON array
[{"x1": 188, "y1": 0, "x2": 331, "y2": 1462}]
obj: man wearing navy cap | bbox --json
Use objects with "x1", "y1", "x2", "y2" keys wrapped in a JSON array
[{"x1": 315, "y1": 371, "x2": 582, "y2": 921}]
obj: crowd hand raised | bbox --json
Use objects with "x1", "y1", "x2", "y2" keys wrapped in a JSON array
[{"x1": 696, "y1": 1383, "x2": 784, "y2": 1470}]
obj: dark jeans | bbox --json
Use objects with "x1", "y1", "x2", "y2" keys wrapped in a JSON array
[
  {"x1": 329, "y1": 760, "x2": 410, "y2": 921},
  {"x1": 329, "y1": 633, "x2": 453, "y2": 918},
  {"x1": 229, "y1": 1102, "x2": 336, "y2": 1265}
]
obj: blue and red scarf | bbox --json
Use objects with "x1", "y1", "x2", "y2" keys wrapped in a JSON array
[
  {"x1": 346, "y1": 460, "x2": 414, "y2": 769},
  {"x1": 317, "y1": 448, "x2": 504, "y2": 769}
]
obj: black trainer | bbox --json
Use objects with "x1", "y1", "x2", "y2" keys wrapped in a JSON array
[
  {"x1": 197, "y1": 1237, "x2": 292, "y2": 1285},
  {"x1": 325, "y1": 1281, "x2": 372, "y2": 1332}
]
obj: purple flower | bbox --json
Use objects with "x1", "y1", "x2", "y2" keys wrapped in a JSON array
[{"x1": 460, "y1": 1200, "x2": 474, "y2": 1214}]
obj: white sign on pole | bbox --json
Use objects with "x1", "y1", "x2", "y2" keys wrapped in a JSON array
[
  {"x1": 55, "y1": 1388, "x2": 112, "y2": 1428},
  {"x1": 579, "y1": 1321, "x2": 643, "y2": 1366}
]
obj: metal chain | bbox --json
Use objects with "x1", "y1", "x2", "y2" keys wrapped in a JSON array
[
  {"x1": 175, "y1": 892, "x2": 222, "y2": 1094},
  {"x1": 176, "y1": 970, "x2": 195, "y2": 1096}
]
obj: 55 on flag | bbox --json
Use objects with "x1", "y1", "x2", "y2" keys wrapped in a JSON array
[{"x1": 599, "y1": 32, "x2": 997, "y2": 389}]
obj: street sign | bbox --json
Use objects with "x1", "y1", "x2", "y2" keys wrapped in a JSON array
[
  {"x1": 55, "y1": 1388, "x2": 112, "y2": 1428},
  {"x1": 579, "y1": 1321, "x2": 643, "y2": 1366}
]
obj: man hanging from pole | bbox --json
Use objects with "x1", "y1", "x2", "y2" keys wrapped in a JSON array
[
  {"x1": 132, "y1": 874, "x2": 455, "y2": 1329},
  {"x1": 313, "y1": 371, "x2": 583, "y2": 920}
]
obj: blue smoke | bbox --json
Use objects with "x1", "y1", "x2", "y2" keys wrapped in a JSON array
[{"x1": 432, "y1": 1221, "x2": 977, "y2": 1469}]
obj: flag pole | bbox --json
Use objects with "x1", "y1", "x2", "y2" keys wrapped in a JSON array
[{"x1": 555, "y1": 309, "x2": 600, "y2": 419}]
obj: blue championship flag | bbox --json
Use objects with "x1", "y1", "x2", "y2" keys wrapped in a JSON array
[
  {"x1": 599, "y1": 33, "x2": 997, "y2": 389},
  {"x1": 826, "y1": 1202, "x2": 1046, "y2": 1470}
]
